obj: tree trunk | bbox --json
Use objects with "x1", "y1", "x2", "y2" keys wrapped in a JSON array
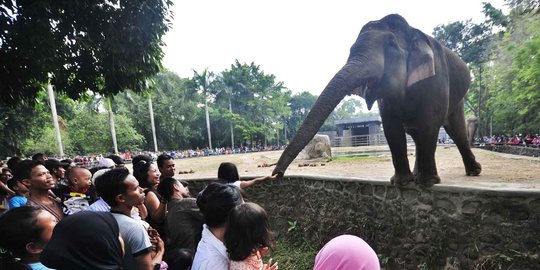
[
  {"x1": 47, "y1": 82, "x2": 64, "y2": 157},
  {"x1": 107, "y1": 97, "x2": 118, "y2": 155},
  {"x1": 205, "y1": 98, "x2": 212, "y2": 149},
  {"x1": 148, "y1": 95, "x2": 158, "y2": 152},
  {"x1": 229, "y1": 95, "x2": 234, "y2": 148}
]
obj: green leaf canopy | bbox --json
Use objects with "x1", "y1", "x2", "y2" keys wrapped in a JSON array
[{"x1": 0, "y1": 0, "x2": 173, "y2": 105}]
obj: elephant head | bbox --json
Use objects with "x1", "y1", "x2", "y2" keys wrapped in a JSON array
[{"x1": 272, "y1": 14, "x2": 439, "y2": 177}]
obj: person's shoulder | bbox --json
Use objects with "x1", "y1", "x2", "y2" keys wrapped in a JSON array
[
  {"x1": 52, "y1": 185, "x2": 70, "y2": 196},
  {"x1": 171, "y1": 197, "x2": 198, "y2": 208},
  {"x1": 113, "y1": 213, "x2": 147, "y2": 231}
]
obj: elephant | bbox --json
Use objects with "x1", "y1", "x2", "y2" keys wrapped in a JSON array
[
  {"x1": 466, "y1": 117, "x2": 479, "y2": 146},
  {"x1": 272, "y1": 14, "x2": 481, "y2": 187}
]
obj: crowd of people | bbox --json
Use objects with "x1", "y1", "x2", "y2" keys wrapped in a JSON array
[
  {"x1": 482, "y1": 134, "x2": 540, "y2": 146},
  {"x1": 22, "y1": 145, "x2": 287, "y2": 171},
  {"x1": 0, "y1": 152, "x2": 381, "y2": 270}
]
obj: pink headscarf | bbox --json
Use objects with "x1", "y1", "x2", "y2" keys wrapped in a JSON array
[{"x1": 314, "y1": 235, "x2": 380, "y2": 270}]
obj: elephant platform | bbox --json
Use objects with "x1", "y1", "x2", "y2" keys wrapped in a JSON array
[{"x1": 171, "y1": 145, "x2": 540, "y2": 190}]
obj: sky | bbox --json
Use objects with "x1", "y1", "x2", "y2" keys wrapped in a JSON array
[{"x1": 162, "y1": 0, "x2": 507, "y2": 98}]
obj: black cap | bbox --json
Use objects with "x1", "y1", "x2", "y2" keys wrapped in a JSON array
[
  {"x1": 44, "y1": 159, "x2": 69, "y2": 171},
  {"x1": 106, "y1": 155, "x2": 125, "y2": 165}
]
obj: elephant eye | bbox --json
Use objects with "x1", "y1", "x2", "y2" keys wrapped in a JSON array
[
  {"x1": 385, "y1": 36, "x2": 402, "y2": 54},
  {"x1": 386, "y1": 37, "x2": 398, "y2": 48}
]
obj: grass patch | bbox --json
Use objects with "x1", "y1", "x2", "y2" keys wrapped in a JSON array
[
  {"x1": 332, "y1": 154, "x2": 382, "y2": 162},
  {"x1": 267, "y1": 239, "x2": 318, "y2": 270}
]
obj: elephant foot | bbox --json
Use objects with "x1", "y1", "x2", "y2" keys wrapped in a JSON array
[
  {"x1": 466, "y1": 161, "x2": 482, "y2": 176},
  {"x1": 414, "y1": 173, "x2": 441, "y2": 187},
  {"x1": 391, "y1": 172, "x2": 414, "y2": 186}
]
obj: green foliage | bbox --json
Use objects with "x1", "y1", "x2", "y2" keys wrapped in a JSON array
[
  {"x1": 214, "y1": 60, "x2": 291, "y2": 147},
  {"x1": 68, "y1": 104, "x2": 143, "y2": 154},
  {"x1": 432, "y1": 2, "x2": 540, "y2": 137},
  {"x1": 22, "y1": 123, "x2": 72, "y2": 157},
  {"x1": 285, "y1": 91, "x2": 317, "y2": 138},
  {"x1": 486, "y1": 11, "x2": 540, "y2": 134},
  {"x1": 270, "y1": 239, "x2": 317, "y2": 270},
  {"x1": 0, "y1": 0, "x2": 173, "y2": 106}
]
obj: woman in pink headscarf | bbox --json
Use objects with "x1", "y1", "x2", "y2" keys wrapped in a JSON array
[{"x1": 313, "y1": 234, "x2": 380, "y2": 270}]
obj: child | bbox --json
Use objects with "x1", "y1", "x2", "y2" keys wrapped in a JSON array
[
  {"x1": 224, "y1": 202, "x2": 278, "y2": 270},
  {"x1": 0, "y1": 206, "x2": 58, "y2": 270},
  {"x1": 7, "y1": 177, "x2": 29, "y2": 209}
]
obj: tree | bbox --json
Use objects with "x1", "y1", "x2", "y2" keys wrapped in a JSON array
[
  {"x1": 191, "y1": 69, "x2": 219, "y2": 149},
  {"x1": 114, "y1": 70, "x2": 204, "y2": 150},
  {"x1": 486, "y1": 7, "x2": 540, "y2": 134},
  {"x1": 69, "y1": 104, "x2": 143, "y2": 154},
  {"x1": 0, "y1": 0, "x2": 173, "y2": 106},
  {"x1": 433, "y1": 3, "x2": 508, "y2": 138},
  {"x1": 285, "y1": 91, "x2": 317, "y2": 140}
]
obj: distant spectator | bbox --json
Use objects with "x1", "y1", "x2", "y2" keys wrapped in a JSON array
[
  {"x1": 192, "y1": 183, "x2": 244, "y2": 270},
  {"x1": 53, "y1": 167, "x2": 98, "y2": 215},
  {"x1": 44, "y1": 159, "x2": 68, "y2": 186},
  {"x1": 313, "y1": 235, "x2": 380, "y2": 270},
  {"x1": 32, "y1": 153, "x2": 47, "y2": 162},
  {"x1": 60, "y1": 158, "x2": 76, "y2": 171},
  {"x1": 0, "y1": 206, "x2": 58, "y2": 270},
  {"x1": 106, "y1": 154, "x2": 126, "y2": 169},
  {"x1": 7, "y1": 176, "x2": 29, "y2": 209},
  {"x1": 41, "y1": 211, "x2": 124, "y2": 270},
  {"x1": 157, "y1": 154, "x2": 175, "y2": 179},
  {"x1": 16, "y1": 160, "x2": 64, "y2": 221},
  {"x1": 1, "y1": 168, "x2": 15, "y2": 204},
  {"x1": 6, "y1": 156, "x2": 22, "y2": 171},
  {"x1": 90, "y1": 158, "x2": 116, "y2": 175},
  {"x1": 225, "y1": 202, "x2": 278, "y2": 270}
]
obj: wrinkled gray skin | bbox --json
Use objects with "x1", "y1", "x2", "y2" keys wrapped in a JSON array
[{"x1": 273, "y1": 14, "x2": 482, "y2": 187}]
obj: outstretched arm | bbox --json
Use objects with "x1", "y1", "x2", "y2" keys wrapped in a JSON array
[{"x1": 239, "y1": 174, "x2": 278, "y2": 189}]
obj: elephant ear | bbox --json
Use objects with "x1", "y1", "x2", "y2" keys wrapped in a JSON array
[{"x1": 406, "y1": 30, "x2": 435, "y2": 87}]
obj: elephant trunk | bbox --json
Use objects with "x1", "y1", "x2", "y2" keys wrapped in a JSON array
[{"x1": 273, "y1": 68, "x2": 357, "y2": 176}]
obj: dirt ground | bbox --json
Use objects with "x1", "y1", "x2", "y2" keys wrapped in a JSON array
[{"x1": 173, "y1": 145, "x2": 540, "y2": 190}]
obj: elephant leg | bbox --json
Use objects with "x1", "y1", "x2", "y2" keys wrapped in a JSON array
[
  {"x1": 408, "y1": 126, "x2": 441, "y2": 187},
  {"x1": 444, "y1": 102, "x2": 482, "y2": 176},
  {"x1": 381, "y1": 115, "x2": 414, "y2": 186}
]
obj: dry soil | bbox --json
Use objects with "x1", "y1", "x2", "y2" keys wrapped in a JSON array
[{"x1": 173, "y1": 145, "x2": 540, "y2": 190}]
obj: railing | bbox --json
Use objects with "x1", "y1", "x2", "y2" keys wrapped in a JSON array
[{"x1": 331, "y1": 133, "x2": 414, "y2": 147}]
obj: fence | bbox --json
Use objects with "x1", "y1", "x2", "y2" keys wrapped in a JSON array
[{"x1": 331, "y1": 133, "x2": 414, "y2": 147}]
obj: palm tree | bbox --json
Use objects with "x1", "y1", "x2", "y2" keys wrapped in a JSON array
[
  {"x1": 85, "y1": 94, "x2": 119, "y2": 155},
  {"x1": 192, "y1": 68, "x2": 217, "y2": 149},
  {"x1": 223, "y1": 70, "x2": 246, "y2": 149}
]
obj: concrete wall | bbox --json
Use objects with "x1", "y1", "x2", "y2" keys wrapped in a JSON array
[
  {"x1": 186, "y1": 176, "x2": 540, "y2": 269},
  {"x1": 482, "y1": 145, "x2": 540, "y2": 157}
]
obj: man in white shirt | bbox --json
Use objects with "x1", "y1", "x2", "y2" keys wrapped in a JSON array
[{"x1": 191, "y1": 183, "x2": 243, "y2": 270}]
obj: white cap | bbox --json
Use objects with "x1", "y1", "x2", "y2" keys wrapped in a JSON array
[
  {"x1": 91, "y1": 168, "x2": 111, "y2": 184},
  {"x1": 98, "y1": 158, "x2": 115, "y2": 168}
]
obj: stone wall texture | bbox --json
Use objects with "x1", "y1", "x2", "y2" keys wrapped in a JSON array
[
  {"x1": 482, "y1": 145, "x2": 540, "y2": 157},
  {"x1": 186, "y1": 176, "x2": 540, "y2": 269}
]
